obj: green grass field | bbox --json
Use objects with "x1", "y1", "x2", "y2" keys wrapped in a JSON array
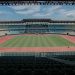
[{"x1": 0, "y1": 35, "x2": 75, "y2": 47}]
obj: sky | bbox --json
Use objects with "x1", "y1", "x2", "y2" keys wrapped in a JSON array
[{"x1": 0, "y1": 5, "x2": 75, "y2": 21}]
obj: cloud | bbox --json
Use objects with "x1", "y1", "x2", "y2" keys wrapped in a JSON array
[
  {"x1": 66, "y1": 10, "x2": 75, "y2": 17},
  {"x1": 8, "y1": 5, "x2": 29, "y2": 10},
  {"x1": 0, "y1": 5, "x2": 75, "y2": 20},
  {"x1": 33, "y1": 5, "x2": 61, "y2": 18},
  {"x1": 10, "y1": 5, "x2": 72, "y2": 20},
  {"x1": 0, "y1": 11, "x2": 11, "y2": 16},
  {"x1": 56, "y1": 9, "x2": 75, "y2": 20},
  {"x1": 9, "y1": 5, "x2": 40, "y2": 15},
  {"x1": 9, "y1": 5, "x2": 62, "y2": 17}
]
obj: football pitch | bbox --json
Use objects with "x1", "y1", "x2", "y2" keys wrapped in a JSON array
[{"x1": 0, "y1": 35, "x2": 75, "y2": 47}]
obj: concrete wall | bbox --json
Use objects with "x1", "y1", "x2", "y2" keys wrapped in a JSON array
[
  {"x1": 0, "y1": 29, "x2": 10, "y2": 36},
  {"x1": 69, "y1": 32, "x2": 75, "y2": 35}
]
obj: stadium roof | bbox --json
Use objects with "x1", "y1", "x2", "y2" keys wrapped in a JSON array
[{"x1": 0, "y1": 19, "x2": 75, "y2": 23}]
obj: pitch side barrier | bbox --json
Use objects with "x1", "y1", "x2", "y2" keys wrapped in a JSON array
[
  {"x1": 0, "y1": 52, "x2": 75, "y2": 65},
  {"x1": 0, "y1": 33, "x2": 75, "y2": 38},
  {"x1": 0, "y1": 51, "x2": 75, "y2": 56}
]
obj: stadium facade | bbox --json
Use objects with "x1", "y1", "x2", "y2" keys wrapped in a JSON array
[{"x1": 0, "y1": 19, "x2": 75, "y2": 36}]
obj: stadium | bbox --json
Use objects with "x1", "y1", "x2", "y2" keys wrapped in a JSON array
[
  {"x1": 0, "y1": 1, "x2": 75, "y2": 75},
  {"x1": 0, "y1": 18, "x2": 75, "y2": 74},
  {"x1": 0, "y1": 19, "x2": 75, "y2": 52}
]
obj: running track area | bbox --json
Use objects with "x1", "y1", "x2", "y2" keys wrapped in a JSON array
[
  {"x1": 0, "y1": 35, "x2": 75, "y2": 53},
  {"x1": 0, "y1": 35, "x2": 15, "y2": 44}
]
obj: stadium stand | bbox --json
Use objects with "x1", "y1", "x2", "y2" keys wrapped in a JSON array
[
  {"x1": 0, "y1": 56, "x2": 75, "y2": 75},
  {"x1": 0, "y1": 19, "x2": 75, "y2": 35}
]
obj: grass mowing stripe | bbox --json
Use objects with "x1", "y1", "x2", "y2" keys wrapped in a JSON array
[
  {"x1": 27, "y1": 36, "x2": 33, "y2": 47},
  {"x1": 13, "y1": 36, "x2": 27, "y2": 47},
  {"x1": 35, "y1": 36, "x2": 38, "y2": 47},
  {"x1": 20, "y1": 36, "x2": 29, "y2": 47},
  {"x1": 23, "y1": 36, "x2": 29, "y2": 47},
  {"x1": 47, "y1": 36, "x2": 59, "y2": 46},
  {"x1": 29, "y1": 36, "x2": 34, "y2": 47},
  {"x1": 36, "y1": 36, "x2": 40, "y2": 47},
  {"x1": 25, "y1": 36, "x2": 33, "y2": 47},
  {"x1": 44, "y1": 35, "x2": 53, "y2": 47},
  {"x1": 38, "y1": 36, "x2": 43, "y2": 47},
  {"x1": 31, "y1": 36, "x2": 36, "y2": 47},
  {"x1": 41, "y1": 35, "x2": 48, "y2": 47},
  {"x1": 46, "y1": 36, "x2": 57, "y2": 46},
  {"x1": 7, "y1": 36, "x2": 23, "y2": 47},
  {"x1": 23, "y1": 36, "x2": 31, "y2": 47},
  {"x1": 33, "y1": 36, "x2": 36, "y2": 47},
  {"x1": 34, "y1": 36, "x2": 37, "y2": 47},
  {"x1": 39, "y1": 36, "x2": 46, "y2": 47},
  {"x1": 22, "y1": 36, "x2": 29, "y2": 47},
  {"x1": 37, "y1": 35, "x2": 41, "y2": 47},
  {"x1": 37, "y1": 35, "x2": 42, "y2": 47},
  {"x1": 19, "y1": 36, "x2": 28, "y2": 47},
  {"x1": 32, "y1": 35, "x2": 41, "y2": 47},
  {"x1": 44, "y1": 36, "x2": 51, "y2": 47},
  {"x1": 40, "y1": 35, "x2": 49, "y2": 47}
]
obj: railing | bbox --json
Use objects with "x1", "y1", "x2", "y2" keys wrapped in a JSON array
[
  {"x1": 0, "y1": 22, "x2": 75, "y2": 25},
  {"x1": 0, "y1": 1, "x2": 75, "y2": 5}
]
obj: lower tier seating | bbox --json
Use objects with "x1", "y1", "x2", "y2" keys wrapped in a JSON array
[{"x1": 0, "y1": 56, "x2": 75, "y2": 75}]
